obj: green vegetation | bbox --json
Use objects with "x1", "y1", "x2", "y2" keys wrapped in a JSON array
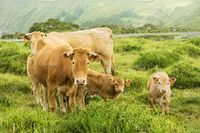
[
  {"x1": 29, "y1": 19, "x2": 79, "y2": 33},
  {"x1": 0, "y1": 37, "x2": 200, "y2": 132},
  {"x1": 1, "y1": 32, "x2": 24, "y2": 39},
  {"x1": 0, "y1": 41, "x2": 29, "y2": 75}
]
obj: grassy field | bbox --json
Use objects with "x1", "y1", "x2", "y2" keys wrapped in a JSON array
[{"x1": 0, "y1": 37, "x2": 200, "y2": 132}]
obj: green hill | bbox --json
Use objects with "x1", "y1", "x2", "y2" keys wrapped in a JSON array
[{"x1": 0, "y1": 0, "x2": 199, "y2": 33}]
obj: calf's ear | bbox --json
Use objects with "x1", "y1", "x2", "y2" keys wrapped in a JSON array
[
  {"x1": 89, "y1": 52, "x2": 100, "y2": 62},
  {"x1": 125, "y1": 79, "x2": 131, "y2": 87},
  {"x1": 153, "y1": 76, "x2": 159, "y2": 83},
  {"x1": 169, "y1": 77, "x2": 176, "y2": 86}
]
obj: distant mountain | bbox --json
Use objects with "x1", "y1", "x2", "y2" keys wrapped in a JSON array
[{"x1": 0, "y1": 0, "x2": 199, "y2": 33}]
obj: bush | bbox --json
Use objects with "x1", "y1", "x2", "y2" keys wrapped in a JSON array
[
  {"x1": 167, "y1": 61, "x2": 200, "y2": 88},
  {"x1": 0, "y1": 101, "x2": 185, "y2": 132},
  {"x1": 114, "y1": 44, "x2": 142, "y2": 53},
  {"x1": 134, "y1": 50, "x2": 181, "y2": 70},
  {"x1": 173, "y1": 44, "x2": 200, "y2": 58},
  {"x1": 0, "y1": 73, "x2": 31, "y2": 93},
  {"x1": 0, "y1": 42, "x2": 29, "y2": 75},
  {"x1": 190, "y1": 37, "x2": 200, "y2": 47},
  {"x1": 29, "y1": 19, "x2": 79, "y2": 33}
]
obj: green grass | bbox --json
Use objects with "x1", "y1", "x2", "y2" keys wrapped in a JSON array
[{"x1": 0, "y1": 37, "x2": 200, "y2": 132}]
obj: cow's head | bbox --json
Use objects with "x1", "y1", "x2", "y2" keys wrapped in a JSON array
[
  {"x1": 62, "y1": 48, "x2": 99, "y2": 86},
  {"x1": 23, "y1": 32, "x2": 46, "y2": 55},
  {"x1": 153, "y1": 76, "x2": 176, "y2": 94},
  {"x1": 109, "y1": 77, "x2": 131, "y2": 93}
]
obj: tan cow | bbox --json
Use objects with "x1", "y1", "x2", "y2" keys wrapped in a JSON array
[
  {"x1": 47, "y1": 27, "x2": 115, "y2": 75},
  {"x1": 24, "y1": 28, "x2": 114, "y2": 75},
  {"x1": 29, "y1": 38, "x2": 99, "y2": 112},
  {"x1": 58, "y1": 69, "x2": 131, "y2": 111},
  {"x1": 147, "y1": 72, "x2": 176, "y2": 113}
]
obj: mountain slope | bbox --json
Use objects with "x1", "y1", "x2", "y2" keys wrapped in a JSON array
[{"x1": 0, "y1": 0, "x2": 199, "y2": 33}]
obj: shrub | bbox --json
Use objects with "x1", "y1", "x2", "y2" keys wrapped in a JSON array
[
  {"x1": 167, "y1": 61, "x2": 200, "y2": 88},
  {"x1": 173, "y1": 44, "x2": 200, "y2": 57},
  {"x1": 0, "y1": 42, "x2": 29, "y2": 75},
  {"x1": 190, "y1": 37, "x2": 200, "y2": 47},
  {"x1": 114, "y1": 44, "x2": 142, "y2": 53},
  {"x1": 134, "y1": 50, "x2": 181, "y2": 70},
  {"x1": 0, "y1": 73, "x2": 31, "y2": 93}
]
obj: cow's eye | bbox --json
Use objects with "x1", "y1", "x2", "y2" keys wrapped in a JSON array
[
  {"x1": 72, "y1": 61, "x2": 75, "y2": 64},
  {"x1": 158, "y1": 82, "x2": 161, "y2": 84},
  {"x1": 87, "y1": 61, "x2": 89, "y2": 65}
]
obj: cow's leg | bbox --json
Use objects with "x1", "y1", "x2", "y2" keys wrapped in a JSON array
[
  {"x1": 68, "y1": 85, "x2": 78, "y2": 112},
  {"x1": 100, "y1": 57, "x2": 112, "y2": 75},
  {"x1": 57, "y1": 91, "x2": 66, "y2": 113},
  {"x1": 42, "y1": 86, "x2": 48, "y2": 111},
  {"x1": 32, "y1": 81, "x2": 43, "y2": 106},
  {"x1": 76, "y1": 87, "x2": 87, "y2": 109},
  {"x1": 164, "y1": 99, "x2": 170, "y2": 114},
  {"x1": 47, "y1": 82, "x2": 57, "y2": 112},
  {"x1": 148, "y1": 97, "x2": 154, "y2": 109}
]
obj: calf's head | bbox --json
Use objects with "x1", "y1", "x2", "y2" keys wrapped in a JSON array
[
  {"x1": 153, "y1": 76, "x2": 176, "y2": 94},
  {"x1": 109, "y1": 77, "x2": 131, "y2": 93},
  {"x1": 63, "y1": 48, "x2": 99, "y2": 86}
]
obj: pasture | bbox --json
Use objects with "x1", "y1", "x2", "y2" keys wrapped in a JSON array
[{"x1": 0, "y1": 37, "x2": 200, "y2": 132}]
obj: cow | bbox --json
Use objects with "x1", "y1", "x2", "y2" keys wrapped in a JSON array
[
  {"x1": 24, "y1": 28, "x2": 114, "y2": 75},
  {"x1": 58, "y1": 69, "x2": 131, "y2": 111},
  {"x1": 47, "y1": 27, "x2": 115, "y2": 75},
  {"x1": 147, "y1": 72, "x2": 176, "y2": 113},
  {"x1": 28, "y1": 38, "x2": 99, "y2": 112}
]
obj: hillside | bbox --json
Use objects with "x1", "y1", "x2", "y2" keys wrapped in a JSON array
[
  {"x1": 0, "y1": 37, "x2": 200, "y2": 132},
  {"x1": 0, "y1": 0, "x2": 199, "y2": 33}
]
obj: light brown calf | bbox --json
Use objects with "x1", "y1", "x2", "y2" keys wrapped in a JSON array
[{"x1": 147, "y1": 72, "x2": 176, "y2": 113}]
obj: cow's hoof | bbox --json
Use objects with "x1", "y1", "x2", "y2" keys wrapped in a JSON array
[{"x1": 60, "y1": 108, "x2": 67, "y2": 113}]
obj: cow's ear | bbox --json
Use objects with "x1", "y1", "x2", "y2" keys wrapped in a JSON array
[
  {"x1": 109, "y1": 77, "x2": 115, "y2": 84},
  {"x1": 89, "y1": 52, "x2": 100, "y2": 62},
  {"x1": 40, "y1": 32, "x2": 47, "y2": 37},
  {"x1": 23, "y1": 33, "x2": 32, "y2": 41},
  {"x1": 125, "y1": 79, "x2": 131, "y2": 87},
  {"x1": 153, "y1": 76, "x2": 159, "y2": 83},
  {"x1": 169, "y1": 77, "x2": 176, "y2": 86},
  {"x1": 62, "y1": 50, "x2": 74, "y2": 59}
]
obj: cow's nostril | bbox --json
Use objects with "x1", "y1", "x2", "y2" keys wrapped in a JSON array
[
  {"x1": 77, "y1": 79, "x2": 79, "y2": 83},
  {"x1": 83, "y1": 80, "x2": 85, "y2": 83}
]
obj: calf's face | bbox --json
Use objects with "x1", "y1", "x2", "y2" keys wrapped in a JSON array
[
  {"x1": 153, "y1": 76, "x2": 176, "y2": 94},
  {"x1": 109, "y1": 77, "x2": 131, "y2": 93},
  {"x1": 63, "y1": 48, "x2": 99, "y2": 86}
]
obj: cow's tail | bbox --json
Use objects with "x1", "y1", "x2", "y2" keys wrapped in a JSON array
[{"x1": 111, "y1": 53, "x2": 115, "y2": 75}]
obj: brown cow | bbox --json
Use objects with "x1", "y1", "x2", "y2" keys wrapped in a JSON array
[
  {"x1": 58, "y1": 69, "x2": 131, "y2": 111},
  {"x1": 29, "y1": 38, "x2": 99, "y2": 112},
  {"x1": 147, "y1": 72, "x2": 176, "y2": 113},
  {"x1": 47, "y1": 27, "x2": 115, "y2": 75}
]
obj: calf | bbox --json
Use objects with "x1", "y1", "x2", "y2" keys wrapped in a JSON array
[
  {"x1": 147, "y1": 72, "x2": 176, "y2": 113},
  {"x1": 59, "y1": 69, "x2": 131, "y2": 110}
]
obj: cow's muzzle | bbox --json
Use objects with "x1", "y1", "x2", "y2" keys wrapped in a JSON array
[{"x1": 74, "y1": 78, "x2": 87, "y2": 86}]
